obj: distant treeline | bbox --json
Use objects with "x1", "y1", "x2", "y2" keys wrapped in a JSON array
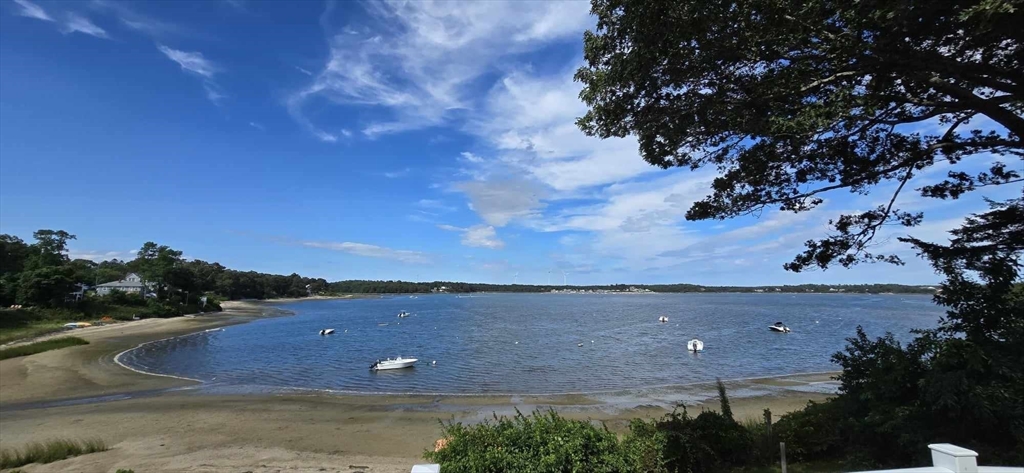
[
  {"x1": 328, "y1": 280, "x2": 937, "y2": 294},
  {"x1": 0, "y1": 230, "x2": 329, "y2": 312}
]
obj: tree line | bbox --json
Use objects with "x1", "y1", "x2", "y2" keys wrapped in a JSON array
[
  {"x1": 328, "y1": 280, "x2": 936, "y2": 294},
  {"x1": 0, "y1": 230, "x2": 329, "y2": 311}
]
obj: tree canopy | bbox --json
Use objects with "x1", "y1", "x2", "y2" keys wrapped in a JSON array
[
  {"x1": 577, "y1": 0, "x2": 1023, "y2": 466},
  {"x1": 576, "y1": 0, "x2": 1022, "y2": 271}
]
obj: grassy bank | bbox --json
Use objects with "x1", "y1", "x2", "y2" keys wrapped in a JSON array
[
  {"x1": 0, "y1": 321, "x2": 68, "y2": 345},
  {"x1": 0, "y1": 438, "x2": 106, "y2": 469},
  {"x1": 0, "y1": 337, "x2": 89, "y2": 360}
]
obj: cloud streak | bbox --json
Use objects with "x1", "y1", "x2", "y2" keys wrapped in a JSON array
[
  {"x1": 438, "y1": 224, "x2": 505, "y2": 249},
  {"x1": 287, "y1": 0, "x2": 593, "y2": 141},
  {"x1": 157, "y1": 44, "x2": 225, "y2": 105},
  {"x1": 62, "y1": 13, "x2": 109, "y2": 38},
  {"x1": 157, "y1": 44, "x2": 219, "y2": 78},
  {"x1": 300, "y1": 240, "x2": 430, "y2": 264},
  {"x1": 12, "y1": 0, "x2": 52, "y2": 22}
]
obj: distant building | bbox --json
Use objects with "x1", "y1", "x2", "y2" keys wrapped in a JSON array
[{"x1": 95, "y1": 273, "x2": 147, "y2": 296}]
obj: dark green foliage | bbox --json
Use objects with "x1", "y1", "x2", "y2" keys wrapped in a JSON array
[
  {"x1": 0, "y1": 337, "x2": 89, "y2": 360},
  {"x1": 115, "y1": 470, "x2": 135, "y2": 473},
  {"x1": 0, "y1": 438, "x2": 106, "y2": 469},
  {"x1": 715, "y1": 379, "x2": 732, "y2": 421},
  {"x1": 647, "y1": 385, "x2": 754, "y2": 473},
  {"x1": 774, "y1": 401, "x2": 847, "y2": 464},
  {"x1": 649, "y1": 408, "x2": 755, "y2": 473},
  {"x1": 577, "y1": 0, "x2": 1022, "y2": 468},
  {"x1": 576, "y1": 0, "x2": 1021, "y2": 272},
  {"x1": 423, "y1": 409, "x2": 666, "y2": 472}
]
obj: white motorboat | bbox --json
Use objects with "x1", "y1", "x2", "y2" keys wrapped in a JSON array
[
  {"x1": 769, "y1": 322, "x2": 791, "y2": 333},
  {"x1": 370, "y1": 356, "x2": 418, "y2": 371},
  {"x1": 687, "y1": 339, "x2": 704, "y2": 352},
  {"x1": 319, "y1": 328, "x2": 335, "y2": 335},
  {"x1": 398, "y1": 311, "x2": 410, "y2": 318}
]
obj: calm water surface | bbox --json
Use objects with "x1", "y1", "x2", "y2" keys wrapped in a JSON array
[{"x1": 121, "y1": 293, "x2": 943, "y2": 394}]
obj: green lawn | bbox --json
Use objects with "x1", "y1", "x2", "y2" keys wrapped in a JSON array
[{"x1": 0, "y1": 337, "x2": 89, "y2": 360}]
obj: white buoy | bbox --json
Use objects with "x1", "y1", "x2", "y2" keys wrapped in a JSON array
[
  {"x1": 591, "y1": 340, "x2": 594, "y2": 343},
  {"x1": 515, "y1": 341, "x2": 519, "y2": 344},
  {"x1": 432, "y1": 360, "x2": 437, "y2": 366}
]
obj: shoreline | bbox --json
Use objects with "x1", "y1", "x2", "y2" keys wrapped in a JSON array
[{"x1": 0, "y1": 298, "x2": 838, "y2": 472}]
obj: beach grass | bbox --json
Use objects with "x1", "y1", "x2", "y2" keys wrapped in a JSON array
[
  {"x1": 0, "y1": 438, "x2": 107, "y2": 469},
  {"x1": 0, "y1": 337, "x2": 89, "y2": 360},
  {"x1": 0, "y1": 321, "x2": 69, "y2": 345}
]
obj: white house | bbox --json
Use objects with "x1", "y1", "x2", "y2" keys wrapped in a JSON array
[{"x1": 95, "y1": 273, "x2": 147, "y2": 296}]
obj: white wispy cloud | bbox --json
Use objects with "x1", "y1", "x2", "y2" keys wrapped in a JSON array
[
  {"x1": 157, "y1": 44, "x2": 219, "y2": 78},
  {"x1": 415, "y1": 199, "x2": 455, "y2": 212},
  {"x1": 249, "y1": 122, "x2": 265, "y2": 131},
  {"x1": 203, "y1": 82, "x2": 226, "y2": 105},
  {"x1": 91, "y1": 0, "x2": 185, "y2": 38},
  {"x1": 157, "y1": 44, "x2": 225, "y2": 104},
  {"x1": 61, "y1": 13, "x2": 109, "y2": 38},
  {"x1": 68, "y1": 249, "x2": 134, "y2": 262},
  {"x1": 300, "y1": 240, "x2": 430, "y2": 264},
  {"x1": 383, "y1": 167, "x2": 412, "y2": 178},
  {"x1": 287, "y1": 0, "x2": 593, "y2": 141},
  {"x1": 437, "y1": 224, "x2": 505, "y2": 249},
  {"x1": 295, "y1": 65, "x2": 313, "y2": 76},
  {"x1": 456, "y1": 178, "x2": 547, "y2": 227},
  {"x1": 12, "y1": 0, "x2": 52, "y2": 22}
]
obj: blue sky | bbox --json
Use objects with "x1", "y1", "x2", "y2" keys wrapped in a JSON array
[{"x1": 1, "y1": 0, "x2": 1018, "y2": 285}]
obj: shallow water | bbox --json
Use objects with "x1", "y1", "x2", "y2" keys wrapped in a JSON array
[{"x1": 120, "y1": 293, "x2": 943, "y2": 395}]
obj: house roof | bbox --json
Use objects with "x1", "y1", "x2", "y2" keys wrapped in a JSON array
[
  {"x1": 96, "y1": 280, "x2": 146, "y2": 288},
  {"x1": 97, "y1": 274, "x2": 145, "y2": 288}
]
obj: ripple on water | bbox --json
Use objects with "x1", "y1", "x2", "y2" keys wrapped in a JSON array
[{"x1": 119, "y1": 293, "x2": 941, "y2": 395}]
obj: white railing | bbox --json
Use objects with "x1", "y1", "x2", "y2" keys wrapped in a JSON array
[{"x1": 851, "y1": 444, "x2": 1023, "y2": 473}]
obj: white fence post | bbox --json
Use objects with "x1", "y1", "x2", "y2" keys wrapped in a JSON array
[
  {"x1": 929, "y1": 443, "x2": 978, "y2": 473},
  {"x1": 780, "y1": 441, "x2": 787, "y2": 473}
]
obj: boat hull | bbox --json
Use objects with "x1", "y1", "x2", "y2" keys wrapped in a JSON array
[{"x1": 373, "y1": 359, "x2": 418, "y2": 370}]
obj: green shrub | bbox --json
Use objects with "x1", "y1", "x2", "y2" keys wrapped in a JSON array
[
  {"x1": 0, "y1": 438, "x2": 106, "y2": 469},
  {"x1": 774, "y1": 400, "x2": 847, "y2": 464},
  {"x1": 424, "y1": 409, "x2": 666, "y2": 472},
  {"x1": 643, "y1": 407, "x2": 755, "y2": 473},
  {"x1": 115, "y1": 469, "x2": 135, "y2": 473},
  {"x1": 0, "y1": 337, "x2": 89, "y2": 360}
]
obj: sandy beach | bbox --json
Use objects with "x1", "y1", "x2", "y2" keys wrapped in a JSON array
[{"x1": 0, "y1": 300, "x2": 835, "y2": 472}]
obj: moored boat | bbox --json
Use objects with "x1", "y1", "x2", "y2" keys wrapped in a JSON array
[
  {"x1": 769, "y1": 322, "x2": 791, "y2": 333},
  {"x1": 370, "y1": 356, "x2": 418, "y2": 370}
]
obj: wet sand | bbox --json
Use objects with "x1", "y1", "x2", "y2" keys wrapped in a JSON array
[{"x1": 0, "y1": 300, "x2": 835, "y2": 472}]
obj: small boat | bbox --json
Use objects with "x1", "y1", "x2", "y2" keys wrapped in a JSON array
[
  {"x1": 319, "y1": 328, "x2": 335, "y2": 335},
  {"x1": 687, "y1": 339, "x2": 704, "y2": 352},
  {"x1": 398, "y1": 311, "x2": 410, "y2": 318},
  {"x1": 370, "y1": 356, "x2": 418, "y2": 370},
  {"x1": 769, "y1": 322, "x2": 791, "y2": 333},
  {"x1": 378, "y1": 322, "x2": 389, "y2": 326},
  {"x1": 658, "y1": 316, "x2": 669, "y2": 323}
]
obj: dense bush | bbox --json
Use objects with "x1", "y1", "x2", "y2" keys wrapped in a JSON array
[
  {"x1": 424, "y1": 409, "x2": 666, "y2": 472},
  {"x1": 774, "y1": 401, "x2": 847, "y2": 464}
]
